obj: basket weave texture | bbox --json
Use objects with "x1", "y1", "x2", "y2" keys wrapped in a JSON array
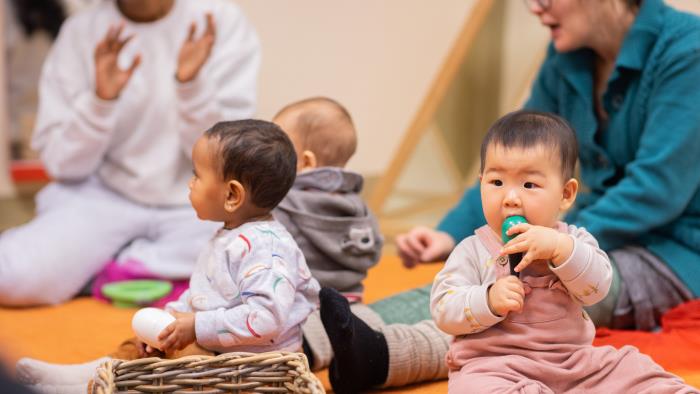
[{"x1": 91, "y1": 351, "x2": 325, "y2": 393}]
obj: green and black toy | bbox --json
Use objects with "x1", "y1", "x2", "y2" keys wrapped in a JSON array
[{"x1": 501, "y1": 215, "x2": 527, "y2": 276}]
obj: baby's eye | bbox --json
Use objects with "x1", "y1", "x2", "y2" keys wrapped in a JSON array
[
  {"x1": 524, "y1": 182, "x2": 537, "y2": 189},
  {"x1": 491, "y1": 179, "x2": 503, "y2": 186}
]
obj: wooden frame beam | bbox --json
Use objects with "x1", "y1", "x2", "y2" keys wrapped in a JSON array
[{"x1": 368, "y1": 0, "x2": 494, "y2": 213}]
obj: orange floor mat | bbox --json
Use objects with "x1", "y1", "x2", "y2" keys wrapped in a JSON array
[
  {"x1": 0, "y1": 256, "x2": 445, "y2": 393},
  {"x1": 0, "y1": 256, "x2": 698, "y2": 392}
]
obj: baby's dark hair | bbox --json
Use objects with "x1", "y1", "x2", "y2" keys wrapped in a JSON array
[
  {"x1": 480, "y1": 110, "x2": 578, "y2": 180},
  {"x1": 204, "y1": 120, "x2": 296, "y2": 210}
]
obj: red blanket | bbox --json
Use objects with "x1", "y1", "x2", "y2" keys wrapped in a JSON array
[{"x1": 594, "y1": 300, "x2": 700, "y2": 386}]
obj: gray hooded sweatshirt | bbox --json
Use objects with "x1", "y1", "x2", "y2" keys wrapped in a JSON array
[{"x1": 273, "y1": 167, "x2": 383, "y2": 298}]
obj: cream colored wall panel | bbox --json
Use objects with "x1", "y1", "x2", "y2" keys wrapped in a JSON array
[
  {"x1": 500, "y1": 1, "x2": 548, "y2": 113},
  {"x1": 668, "y1": 0, "x2": 700, "y2": 15},
  {"x1": 235, "y1": 0, "x2": 475, "y2": 176}
]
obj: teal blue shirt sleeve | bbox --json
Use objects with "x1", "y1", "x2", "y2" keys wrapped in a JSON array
[
  {"x1": 437, "y1": 26, "x2": 700, "y2": 253},
  {"x1": 436, "y1": 181, "x2": 484, "y2": 243},
  {"x1": 573, "y1": 50, "x2": 700, "y2": 251},
  {"x1": 437, "y1": 2, "x2": 700, "y2": 295}
]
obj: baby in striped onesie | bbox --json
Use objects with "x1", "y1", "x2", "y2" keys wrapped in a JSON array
[
  {"x1": 431, "y1": 110, "x2": 696, "y2": 393},
  {"x1": 16, "y1": 119, "x2": 320, "y2": 394},
  {"x1": 146, "y1": 119, "x2": 320, "y2": 355}
]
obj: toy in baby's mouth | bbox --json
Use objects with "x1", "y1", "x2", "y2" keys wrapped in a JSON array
[
  {"x1": 131, "y1": 307, "x2": 176, "y2": 350},
  {"x1": 501, "y1": 215, "x2": 528, "y2": 277}
]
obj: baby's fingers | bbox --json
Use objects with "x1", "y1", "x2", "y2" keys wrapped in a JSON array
[
  {"x1": 514, "y1": 252, "x2": 536, "y2": 273},
  {"x1": 175, "y1": 338, "x2": 188, "y2": 351},
  {"x1": 158, "y1": 323, "x2": 176, "y2": 341},
  {"x1": 503, "y1": 298, "x2": 523, "y2": 313},
  {"x1": 508, "y1": 292, "x2": 524, "y2": 312},
  {"x1": 505, "y1": 281, "x2": 525, "y2": 298},
  {"x1": 502, "y1": 239, "x2": 528, "y2": 255},
  {"x1": 505, "y1": 223, "x2": 531, "y2": 237},
  {"x1": 160, "y1": 333, "x2": 178, "y2": 353}
]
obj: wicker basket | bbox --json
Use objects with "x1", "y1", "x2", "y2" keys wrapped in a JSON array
[{"x1": 91, "y1": 351, "x2": 325, "y2": 394}]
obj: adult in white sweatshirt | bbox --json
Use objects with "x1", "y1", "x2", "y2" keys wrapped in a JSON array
[{"x1": 0, "y1": 0, "x2": 260, "y2": 306}]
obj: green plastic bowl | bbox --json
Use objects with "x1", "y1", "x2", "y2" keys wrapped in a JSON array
[{"x1": 101, "y1": 279, "x2": 172, "y2": 308}]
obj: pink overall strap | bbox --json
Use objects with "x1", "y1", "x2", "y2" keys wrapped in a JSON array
[{"x1": 474, "y1": 225, "x2": 510, "y2": 278}]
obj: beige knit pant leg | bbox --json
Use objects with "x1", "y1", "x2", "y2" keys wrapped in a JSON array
[
  {"x1": 302, "y1": 303, "x2": 385, "y2": 371},
  {"x1": 303, "y1": 304, "x2": 451, "y2": 386},
  {"x1": 379, "y1": 319, "x2": 451, "y2": 387}
]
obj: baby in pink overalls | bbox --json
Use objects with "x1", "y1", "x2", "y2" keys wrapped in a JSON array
[{"x1": 431, "y1": 110, "x2": 697, "y2": 393}]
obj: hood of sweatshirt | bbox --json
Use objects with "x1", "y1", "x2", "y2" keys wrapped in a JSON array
[{"x1": 273, "y1": 167, "x2": 383, "y2": 295}]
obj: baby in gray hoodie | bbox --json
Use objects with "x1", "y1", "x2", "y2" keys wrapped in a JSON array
[
  {"x1": 271, "y1": 97, "x2": 384, "y2": 370},
  {"x1": 272, "y1": 97, "x2": 382, "y2": 299}
]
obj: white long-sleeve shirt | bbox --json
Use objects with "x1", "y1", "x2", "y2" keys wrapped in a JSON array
[
  {"x1": 431, "y1": 223, "x2": 613, "y2": 336},
  {"x1": 166, "y1": 221, "x2": 320, "y2": 353},
  {"x1": 32, "y1": 0, "x2": 260, "y2": 205}
]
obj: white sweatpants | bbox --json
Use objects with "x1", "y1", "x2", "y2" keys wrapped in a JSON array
[{"x1": 0, "y1": 177, "x2": 218, "y2": 306}]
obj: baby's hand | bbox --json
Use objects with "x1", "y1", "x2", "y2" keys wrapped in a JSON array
[
  {"x1": 142, "y1": 342, "x2": 164, "y2": 356},
  {"x1": 129, "y1": 340, "x2": 156, "y2": 357},
  {"x1": 501, "y1": 223, "x2": 573, "y2": 272},
  {"x1": 487, "y1": 276, "x2": 525, "y2": 316},
  {"x1": 158, "y1": 312, "x2": 196, "y2": 353}
]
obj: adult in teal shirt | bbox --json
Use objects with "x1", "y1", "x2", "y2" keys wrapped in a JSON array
[
  {"x1": 398, "y1": 0, "x2": 700, "y2": 330},
  {"x1": 320, "y1": 0, "x2": 700, "y2": 392}
]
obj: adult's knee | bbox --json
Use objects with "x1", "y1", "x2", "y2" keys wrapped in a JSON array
[{"x1": 0, "y1": 254, "x2": 76, "y2": 306}]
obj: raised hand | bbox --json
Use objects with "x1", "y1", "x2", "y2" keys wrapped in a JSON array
[
  {"x1": 501, "y1": 223, "x2": 574, "y2": 272},
  {"x1": 94, "y1": 22, "x2": 141, "y2": 100},
  {"x1": 176, "y1": 13, "x2": 216, "y2": 83},
  {"x1": 487, "y1": 275, "x2": 525, "y2": 316}
]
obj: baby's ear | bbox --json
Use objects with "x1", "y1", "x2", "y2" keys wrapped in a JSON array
[
  {"x1": 560, "y1": 178, "x2": 579, "y2": 211},
  {"x1": 300, "y1": 150, "x2": 317, "y2": 171},
  {"x1": 224, "y1": 180, "x2": 245, "y2": 212}
]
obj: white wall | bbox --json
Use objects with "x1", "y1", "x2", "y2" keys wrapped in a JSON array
[
  {"x1": 500, "y1": 1, "x2": 548, "y2": 113},
  {"x1": 235, "y1": 0, "x2": 475, "y2": 176},
  {"x1": 669, "y1": 0, "x2": 700, "y2": 14}
]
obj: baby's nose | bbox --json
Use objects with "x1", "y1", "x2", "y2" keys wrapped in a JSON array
[{"x1": 503, "y1": 188, "x2": 521, "y2": 206}]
